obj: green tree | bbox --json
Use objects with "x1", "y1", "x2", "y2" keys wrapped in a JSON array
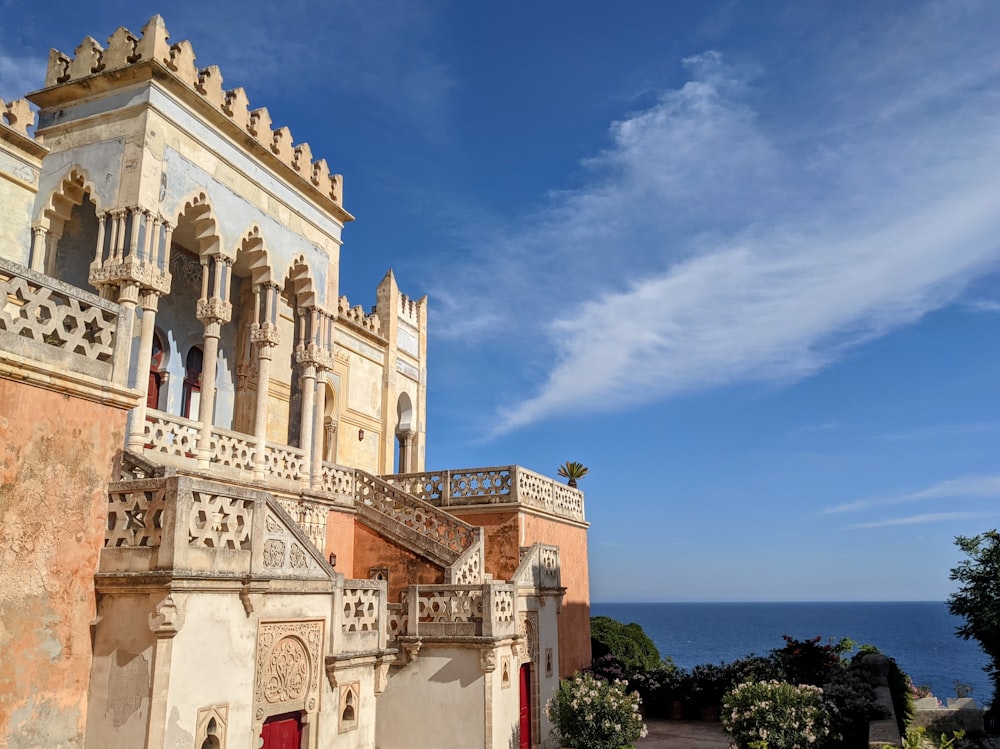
[
  {"x1": 590, "y1": 616, "x2": 661, "y2": 673},
  {"x1": 947, "y1": 530, "x2": 1000, "y2": 710}
]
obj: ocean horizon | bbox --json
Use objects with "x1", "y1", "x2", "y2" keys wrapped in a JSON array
[{"x1": 591, "y1": 601, "x2": 993, "y2": 706}]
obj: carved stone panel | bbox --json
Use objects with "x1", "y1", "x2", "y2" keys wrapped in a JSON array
[
  {"x1": 253, "y1": 620, "x2": 324, "y2": 723},
  {"x1": 259, "y1": 508, "x2": 324, "y2": 576}
]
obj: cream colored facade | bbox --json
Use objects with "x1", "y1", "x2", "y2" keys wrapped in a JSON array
[{"x1": 0, "y1": 17, "x2": 588, "y2": 749}]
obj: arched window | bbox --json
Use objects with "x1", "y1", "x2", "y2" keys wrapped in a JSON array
[
  {"x1": 182, "y1": 346, "x2": 204, "y2": 419},
  {"x1": 147, "y1": 333, "x2": 165, "y2": 411},
  {"x1": 395, "y1": 392, "x2": 414, "y2": 473}
]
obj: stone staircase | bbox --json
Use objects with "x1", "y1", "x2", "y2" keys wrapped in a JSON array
[
  {"x1": 354, "y1": 470, "x2": 484, "y2": 584},
  {"x1": 116, "y1": 451, "x2": 485, "y2": 585}
]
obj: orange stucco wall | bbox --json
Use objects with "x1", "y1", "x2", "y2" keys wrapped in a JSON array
[
  {"x1": 448, "y1": 507, "x2": 592, "y2": 678},
  {"x1": 0, "y1": 380, "x2": 128, "y2": 748},
  {"x1": 325, "y1": 507, "x2": 356, "y2": 572},
  {"x1": 520, "y1": 512, "x2": 592, "y2": 677},
  {"x1": 352, "y1": 522, "x2": 445, "y2": 601},
  {"x1": 444, "y1": 510, "x2": 520, "y2": 581}
]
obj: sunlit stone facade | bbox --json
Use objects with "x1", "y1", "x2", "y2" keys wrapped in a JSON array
[{"x1": 0, "y1": 17, "x2": 589, "y2": 749}]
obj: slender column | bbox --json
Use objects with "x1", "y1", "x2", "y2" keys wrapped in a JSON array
[
  {"x1": 195, "y1": 255, "x2": 232, "y2": 469},
  {"x1": 126, "y1": 289, "x2": 162, "y2": 451},
  {"x1": 325, "y1": 421, "x2": 338, "y2": 463},
  {"x1": 93, "y1": 214, "x2": 106, "y2": 266},
  {"x1": 251, "y1": 283, "x2": 279, "y2": 481},
  {"x1": 296, "y1": 307, "x2": 320, "y2": 478},
  {"x1": 298, "y1": 358, "x2": 317, "y2": 476},
  {"x1": 29, "y1": 227, "x2": 47, "y2": 271},
  {"x1": 310, "y1": 369, "x2": 326, "y2": 489},
  {"x1": 397, "y1": 430, "x2": 415, "y2": 474},
  {"x1": 127, "y1": 208, "x2": 141, "y2": 259}
]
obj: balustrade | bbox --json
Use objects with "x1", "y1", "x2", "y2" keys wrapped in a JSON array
[
  {"x1": 403, "y1": 583, "x2": 516, "y2": 638},
  {"x1": 355, "y1": 472, "x2": 475, "y2": 555},
  {"x1": 0, "y1": 256, "x2": 129, "y2": 384},
  {"x1": 385, "y1": 465, "x2": 585, "y2": 522}
]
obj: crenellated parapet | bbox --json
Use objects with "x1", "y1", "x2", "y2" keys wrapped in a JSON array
[
  {"x1": 0, "y1": 98, "x2": 35, "y2": 137},
  {"x1": 41, "y1": 16, "x2": 344, "y2": 207},
  {"x1": 398, "y1": 292, "x2": 424, "y2": 328},
  {"x1": 338, "y1": 294, "x2": 382, "y2": 336}
]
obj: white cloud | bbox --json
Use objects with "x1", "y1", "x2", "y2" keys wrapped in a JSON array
[
  {"x1": 850, "y1": 511, "x2": 997, "y2": 530},
  {"x1": 459, "y1": 6, "x2": 1000, "y2": 435},
  {"x1": 826, "y1": 475, "x2": 1000, "y2": 515}
]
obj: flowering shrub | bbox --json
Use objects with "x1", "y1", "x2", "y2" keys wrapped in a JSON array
[
  {"x1": 722, "y1": 680, "x2": 831, "y2": 749},
  {"x1": 546, "y1": 671, "x2": 647, "y2": 749}
]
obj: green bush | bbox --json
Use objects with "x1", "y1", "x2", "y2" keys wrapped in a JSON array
[
  {"x1": 722, "y1": 680, "x2": 832, "y2": 749},
  {"x1": 590, "y1": 616, "x2": 661, "y2": 674},
  {"x1": 546, "y1": 671, "x2": 647, "y2": 749},
  {"x1": 822, "y1": 666, "x2": 885, "y2": 747}
]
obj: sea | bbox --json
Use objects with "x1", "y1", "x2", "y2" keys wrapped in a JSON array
[{"x1": 590, "y1": 601, "x2": 993, "y2": 706}]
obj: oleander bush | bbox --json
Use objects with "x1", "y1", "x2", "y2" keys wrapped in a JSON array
[
  {"x1": 722, "y1": 680, "x2": 832, "y2": 749},
  {"x1": 546, "y1": 671, "x2": 648, "y2": 749}
]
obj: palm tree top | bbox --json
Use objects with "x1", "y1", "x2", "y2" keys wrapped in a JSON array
[{"x1": 558, "y1": 461, "x2": 589, "y2": 486}]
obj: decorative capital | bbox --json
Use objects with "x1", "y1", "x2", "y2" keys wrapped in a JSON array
[
  {"x1": 250, "y1": 322, "x2": 280, "y2": 347},
  {"x1": 197, "y1": 298, "x2": 232, "y2": 324}
]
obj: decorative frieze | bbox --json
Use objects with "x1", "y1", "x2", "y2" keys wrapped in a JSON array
[{"x1": 253, "y1": 620, "x2": 324, "y2": 723}]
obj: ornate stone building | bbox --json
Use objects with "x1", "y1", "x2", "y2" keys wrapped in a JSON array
[{"x1": 0, "y1": 17, "x2": 591, "y2": 749}]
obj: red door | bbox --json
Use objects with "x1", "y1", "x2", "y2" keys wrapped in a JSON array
[
  {"x1": 519, "y1": 664, "x2": 532, "y2": 749},
  {"x1": 261, "y1": 712, "x2": 301, "y2": 749}
]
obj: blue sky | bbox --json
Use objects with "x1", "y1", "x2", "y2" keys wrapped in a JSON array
[{"x1": 3, "y1": 0, "x2": 999, "y2": 602}]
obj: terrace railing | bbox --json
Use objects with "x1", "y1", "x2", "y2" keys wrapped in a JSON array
[
  {"x1": 385, "y1": 465, "x2": 585, "y2": 522},
  {"x1": 0, "y1": 256, "x2": 131, "y2": 389}
]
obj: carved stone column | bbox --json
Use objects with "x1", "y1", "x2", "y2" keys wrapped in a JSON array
[
  {"x1": 251, "y1": 283, "x2": 279, "y2": 481},
  {"x1": 295, "y1": 307, "x2": 321, "y2": 480},
  {"x1": 310, "y1": 368, "x2": 327, "y2": 490},
  {"x1": 29, "y1": 226, "x2": 48, "y2": 272},
  {"x1": 195, "y1": 255, "x2": 233, "y2": 469},
  {"x1": 397, "y1": 429, "x2": 415, "y2": 474},
  {"x1": 324, "y1": 421, "x2": 338, "y2": 463},
  {"x1": 126, "y1": 288, "x2": 162, "y2": 450}
]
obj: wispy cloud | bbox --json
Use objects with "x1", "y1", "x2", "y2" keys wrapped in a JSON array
[
  {"x1": 850, "y1": 511, "x2": 997, "y2": 530},
  {"x1": 872, "y1": 421, "x2": 1000, "y2": 442},
  {"x1": 826, "y1": 475, "x2": 1000, "y2": 515},
  {"x1": 0, "y1": 53, "x2": 44, "y2": 101},
  {"x1": 440, "y1": 3, "x2": 1000, "y2": 435}
]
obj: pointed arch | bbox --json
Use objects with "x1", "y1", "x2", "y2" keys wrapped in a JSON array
[
  {"x1": 172, "y1": 191, "x2": 222, "y2": 258},
  {"x1": 35, "y1": 167, "x2": 102, "y2": 284},
  {"x1": 37, "y1": 166, "x2": 101, "y2": 234},
  {"x1": 282, "y1": 254, "x2": 316, "y2": 308},
  {"x1": 233, "y1": 224, "x2": 274, "y2": 284}
]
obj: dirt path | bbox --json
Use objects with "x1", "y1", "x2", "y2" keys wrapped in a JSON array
[{"x1": 638, "y1": 720, "x2": 731, "y2": 748}]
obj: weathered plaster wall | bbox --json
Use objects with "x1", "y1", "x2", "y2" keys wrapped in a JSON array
[
  {"x1": 520, "y1": 514, "x2": 591, "y2": 677},
  {"x1": 0, "y1": 379, "x2": 127, "y2": 749},
  {"x1": 450, "y1": 508, "x2": 591, "y2": 677},
  {"x1": 377, "y1": 647, "x2": 486, "y2": 749},
  {"x1": 352, "y1": 524, "x2": 443, "y2": 601},
  {"x1": 0, "y1": 138, "x2": 38, "y2": 265},
  {"x1": 447, "y1": 510, "x2": 521, "y2": 581},
  {"x1": 85, "y1": 594, "x2": 155, "y2": 748}
]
